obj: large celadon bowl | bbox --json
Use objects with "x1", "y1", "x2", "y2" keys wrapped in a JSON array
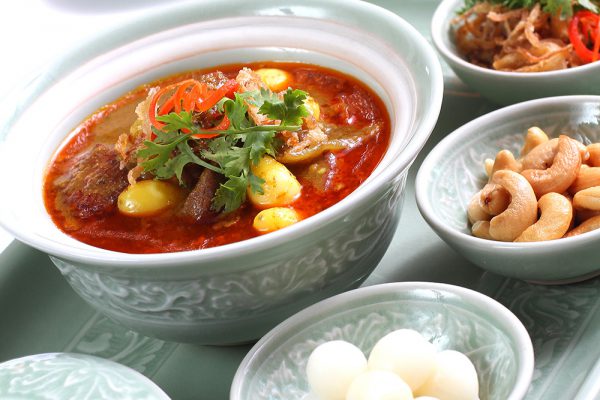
[
  {"x1": 416, "y1": 96, "x2": 600, "y2": 284},
  {"x1": 0, "y1": 0, "x2": 443, "y2": 344},
  {"x1": 431, "y1": 0, "x2": 600, "y2": 105},
  {"x1": 231, "y1": 282, "x2": 534, "y2": 400}
]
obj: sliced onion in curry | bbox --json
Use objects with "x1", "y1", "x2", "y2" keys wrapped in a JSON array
[{"x1": 277, "y1": 122, "x2": 382, "y2": 164}]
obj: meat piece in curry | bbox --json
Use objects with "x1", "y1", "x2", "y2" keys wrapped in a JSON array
[{"x1": 53, "y1": 144, "x2": 129, "y2": 219}]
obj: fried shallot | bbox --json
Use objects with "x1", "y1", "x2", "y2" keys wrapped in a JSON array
[{"x1": 453, "y1": 2, "x2": 582, "y2": 71}]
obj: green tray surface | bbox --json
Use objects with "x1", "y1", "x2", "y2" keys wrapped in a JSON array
[{"x1": 1, "y1": 1, "x2": 599, "y2": 399}]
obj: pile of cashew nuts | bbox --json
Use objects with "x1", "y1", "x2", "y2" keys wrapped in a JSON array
[{"x1": 468, "y1": 127, "x2": 600, "y2": 242}]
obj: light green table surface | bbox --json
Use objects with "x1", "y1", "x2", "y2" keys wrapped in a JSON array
[{"x1": 0, "y1": 1, "x2": 599, "y2": 399}]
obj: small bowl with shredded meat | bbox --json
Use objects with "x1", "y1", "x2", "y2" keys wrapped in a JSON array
[{"x1": 432, "y1": 0, "x2": 600, "y2": 104}]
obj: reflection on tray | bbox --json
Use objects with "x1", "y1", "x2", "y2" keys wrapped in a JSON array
[
  {"x1": 62, "y1": 313, "x2": 177, "y2": 377},
  {"x1": 491, "y1": 276, "x2": 600, "y2": 399}
]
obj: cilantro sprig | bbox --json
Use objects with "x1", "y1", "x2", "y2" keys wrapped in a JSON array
[
  {"x1": 137, "y1": 112, "x2": 224, "y2": 183},
  {"x1": 460, "y1": 0, "x2": 600, "y2": 16},
  {"x1": 137, "y1": 87, "x2": 309, "y2": 213}
]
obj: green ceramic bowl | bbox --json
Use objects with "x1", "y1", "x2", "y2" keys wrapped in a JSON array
[
  {"x1": 0, "y1": 353, "x2": 169, "y2": 399},
  {"x1": 416, "y1": 95, "x2": 600, "y2": 283},
  {"x1": 0, "y1": 0, "x2": 443, "y2": 344},
  {"x1": 431, "y1": 0, "x2": 600, "y2": 105},
  {"x1": 231, "y1": 282, "x2": 534, "y2": 400}
]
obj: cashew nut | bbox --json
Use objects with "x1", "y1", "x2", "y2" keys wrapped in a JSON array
[
  {"x1": 514, "y1": 193, "x2": 572, "y2": 242},
  {"x1": 480, "y1": 183, "x2": 511, "y2": 216},
  {"x1": 561, "y1": 191, "x2": 575, "y2": 229},
  {"x1": 521, "y1": 136, "x2": 586, "y2": 171},
  {"x1": 587, "y1": 143, "x2": 600, "y2": 167},
  {"x1": 521, "y1": 138, "x2": 558, "y2": 170},
  {"x1": 489, "y1": 150, "x2": 522, "y2": 181},
  {"x1": 568, "y1": 165, "x2": 600, "y2": 194},
  {"x1": 576, "y1": 140, "x2": 591, "y2": 164},
  {"x1": 467, "y1": 184, "x2": 511, "y2": 224},
  {"x1": 521, "y1": 135, "x2": 581, "y2": 197},
  {"x1": 468, "y1": 129, "x2": 600, "y2": 242},
  {"x1": 565, "y1": 215, "x2": 600, "y2": 237},
  {"x1": 467, "y1": 191, "x2": 491, "y2": 224},
  {"x1": 471, "y1": 221, "x2": 493, "y2": 239},
  {"x1": 573, "y1": 186, "x2": 600, "y2": 211},
  {"x1": 520, "y1": 126, "x2": 549, "y2": 157},
  {"x1": 576, "y1": 208, "x2": 600, "y2": 224},
  {"x1": 488, "y1": 170, "x2": 538, "y2": 241}
]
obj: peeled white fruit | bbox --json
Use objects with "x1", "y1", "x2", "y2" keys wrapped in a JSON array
[
  {"x1": 415, "y1": 350, "x2": 479, "y2": 400},
  {"x1": 346, "y1": 370, "x2": 414, "y2": 400},
  {"x1": 306, "y1": 340, "x2": 367, "y2": 400},
  {"x1": 367, "y1": 329, "x2": 437, "y2": 392}
]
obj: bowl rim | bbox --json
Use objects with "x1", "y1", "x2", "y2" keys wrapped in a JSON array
[
  {"x1": 431, "y1": 0, "x2": 600, "y2": 79},
  {"x1": 230, "y1": 281, "x2": 535, "y2": 400},
  {"x1": 0, "y1": 0, "x2": 443, "y2": 268},
  {"x1": 415, "y1": 94, "x2": 600, "y2": 251},
  {"x1": 0, "y1": 352, "x2": 170, "y2": 399}
]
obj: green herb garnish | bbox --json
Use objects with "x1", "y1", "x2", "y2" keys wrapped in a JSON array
[{"x1": 137, "y1": 87, "x2": 309, "y2": 213}]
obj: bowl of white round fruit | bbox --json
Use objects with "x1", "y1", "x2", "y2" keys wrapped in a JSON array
[{"x1": 230, "y1": 282, "x2": 534, "y2": 400}]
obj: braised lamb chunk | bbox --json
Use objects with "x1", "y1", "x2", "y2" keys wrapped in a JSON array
[
  {"x1": 180, "y1": 168, "x2": 221, "y2": 223},
  {"x1": 54, "y1": 144, "x2": 129, "y2": 219}
]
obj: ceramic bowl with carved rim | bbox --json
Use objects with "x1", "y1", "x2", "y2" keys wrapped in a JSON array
[
  {"x1": 416, "y1": 95, "x2": 600, "y2": 284},
  {"x1": 0, "y1": 0, "x2": 443, "y2": 344},
  {"x1": 230, "y1": 282, "x2": 534, "y2": 400},
  {"x1": 431, "y1": 0, "x2": 600, "y2": 105},
  {"x1": 0, "y1": 353, "x2": 169, "y2": 399}
]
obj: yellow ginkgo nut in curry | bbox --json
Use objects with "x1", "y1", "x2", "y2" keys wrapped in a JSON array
[
  {"x1": 255, "y1": 68, "x2": 291, "y2": 92},
  {"x1": 248, "y1": 156, "x2": 301, "y2": 208},
  {"x1": 253, "y1": 208, "x2": 300, "y2": 233},
  {"x1": 118, "y1": 180, "x2": 184, "y2": 217}
]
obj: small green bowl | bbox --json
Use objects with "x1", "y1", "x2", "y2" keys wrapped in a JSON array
[
  {"x1": 230, "y1": 282, "x2": 534, "y2": 400},
  {"x1": 431, "y1": 0, "x2": 600, "y2": 105},
  {"x1": 0, "y1": 353, "x2": 170, "y2": 399},
  {"x1": 416, "y1": 95, "x2": 600, "y2": 283}
]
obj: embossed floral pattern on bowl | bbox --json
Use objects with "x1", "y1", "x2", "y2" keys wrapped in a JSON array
[{"x1": 0, "y1": 353, "x2": 169, "y2": 400}]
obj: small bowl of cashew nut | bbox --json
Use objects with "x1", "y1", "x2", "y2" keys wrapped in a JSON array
[{"x1": 416, "y1": 95, "x2": 600, "y2": 284}]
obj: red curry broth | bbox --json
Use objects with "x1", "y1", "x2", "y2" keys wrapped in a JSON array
[{"x1": 43, "y1": 62, "x2": 390, "y2": 253}]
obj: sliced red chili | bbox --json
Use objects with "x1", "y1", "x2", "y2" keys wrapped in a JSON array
[
  {"x1": 148, "y1": 84, "x2": 177, "y2": 131},
  {"x1": 182, "y1": 84, "x2": 201, "y2": 111},
  {"x1": 593, "y1": 21, "x2": 600, "y2": 61},
  {"x1": 569, "y1": 10, "x2": 600, "y2": 64},
  {"x1": 149, "y1": 78, "x2": 239, "y2": 136},
  {"x1": 196, "y1": 80, "x2": 239, "y2": 113},
  {"x1": 192, "y1": 115, "x2": 230, "y2": 139}
]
